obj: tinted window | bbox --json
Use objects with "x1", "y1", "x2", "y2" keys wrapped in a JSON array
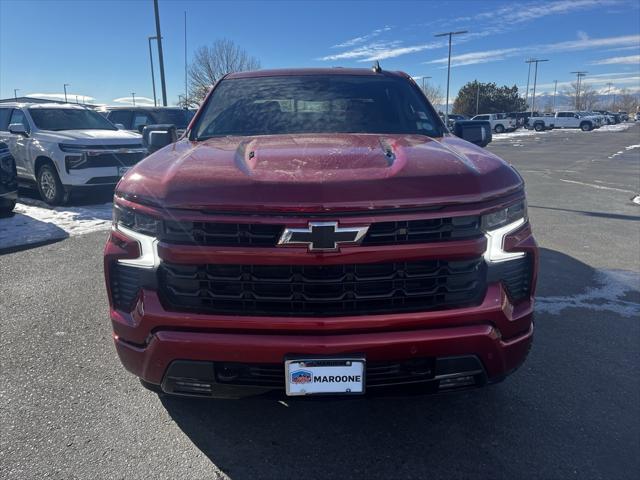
[
  {"x1": 9, "y1": 109, "x2": 29, "y2": 132},
  {"x1": 475, "y1": 115, "x2": 489, "y2": 120},
  {"x1": 0, "y1": 108, "x2": 11, "y2": 131},
  {"x1": 108, "y1": 110, "x2": 133, "y2": 128},
  {"x1": 150, "y1": 110, "x2": 192, "y2": 128},
  {"x1": 29, "y1": 108, "x2": 117, "y2": 131},
  {"x1": 194, "y1": 75, "x2": 443, "y2": 139},
  {"x1": 132, "y1": 112, "x2": 151, "y2": 130}
]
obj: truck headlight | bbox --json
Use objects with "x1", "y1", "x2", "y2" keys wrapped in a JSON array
[
  {"x1": 113, "y1": 204, "x2": 161, "y2": 236},
  {"x1": 482, "y1": 200, "x2": 527, "y2": 263},
  {"x1": 112, "y1": 204, "x2": 161, "y2": 268}
]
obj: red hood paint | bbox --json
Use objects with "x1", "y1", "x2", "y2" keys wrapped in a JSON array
[{"x1": 117, "y1": 133, "x2": 522, "y2": 212}]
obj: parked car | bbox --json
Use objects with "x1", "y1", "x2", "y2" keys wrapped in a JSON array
[
  {"x1": 0, "y1": 103, "x2": 147, "y2": 204},
  {"x1": 100, "y1": 107, "x2": 195, "y2": 136},
  {"x1": 104, "y1": 67, "x2": 537, "y2": 398},
  {"x1": 0, "y1": 142, "x2": 17, "y2": 215},
  {"x1": 506, "y1": 112, "x2": 533, "y2": 128},
  {"x1": 635, "y1": 112, "x2": 640, "y2": 122},
  {"x1": 593, "y1": 110, "x2": 619, "y2": 124},
  {"x1": 618, "y1": 111, "x2": 629, "y2": 121},
  {"x1": 528, "y1": 111, "x2": 599, "y2": 131},
  {"x1": 446, "y1": 113, "x2": 467, "y2": 128},
  {"x1": 470, "y1": 113, "x2": 515, "y2": 133},
  {"x1": 581, "y1": 111, "x2": 604, "y2": 128}
]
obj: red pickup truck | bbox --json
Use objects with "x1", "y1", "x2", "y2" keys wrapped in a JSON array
[{"x1": 104, "y1": 68, "x2": 537, "y2": 398}]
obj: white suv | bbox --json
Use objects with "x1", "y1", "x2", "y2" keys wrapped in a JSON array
[{"x1": 0, "y1": 103, "x2": 147, "y2": 204}]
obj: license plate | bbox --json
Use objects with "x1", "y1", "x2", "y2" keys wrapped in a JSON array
[
  {"x1": 285, "y1": 358, "x2": 365, "y2": 396},
  {"x1": 118, "y1": 167, "x2": 131, "y2": 177}
]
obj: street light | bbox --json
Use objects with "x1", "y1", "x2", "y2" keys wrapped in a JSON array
[
  {"x1": 13, "y1": 89, "x2": 19, "y2": 100},
  {"x1": 63, "y1": 83, "x2": 70, "y2": 103},
  {"x1": 552, "y1": 80, "x2": 558, "y2": 112},
  {"x1": 434, "y1": 30, "x2": 468, "y2": 125},
  {"x1": 148, "y1": 35, "x2": 158, "y2": 107},
  {"x1": 153, "y1": 0, "x2": 168, "y2": 106},
  {"x1": 421, "y1": 76, "x2": 432, "y2": 92},
  {"x1": 524, "y1": 58, "x2": 533, "y2": 111},
  {"x1": 131, "y1": 92, "x2": 136, "y2": 107},
  {"x1": 570, "y1": 71, "x2": 587, "y2": 110},
  {"x1": 606, "y1": 82, "x2": 615, "y2": 109},
  {"x1": 526, "y1": 58, "x2": 549, "y2": 114}
]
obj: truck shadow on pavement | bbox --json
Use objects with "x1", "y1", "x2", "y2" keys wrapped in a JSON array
[
  {"x1": 0, "y1": 211, "x2": 68, "y2": 254},
  {"x1": 159, "y1": 248, "x2": 640, "y2": 480}
]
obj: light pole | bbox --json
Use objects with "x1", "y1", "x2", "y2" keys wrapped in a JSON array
[
  {"x1": 434, "y1": 30, "x2": 467, "y2": 125},
  {"x1": 475, "y1": 80, "x2": 481, "y2": 115},
  {"x1": 421, "y1": 75, "x2": 432, "y2": 92},
  {"x1": 526, "y1": 58, "x2": 549, "y2": 114},
  {"x1": 131, "y1": 92, "x2": 136, "y2": 107},
  {"x1": 571, "y1": 71, "x2": 587, "y2": 110},
  {"x1": 63, "y1": 83, "x2": 70, "y2": 103},
  {"x1": 153, "y1": 0, "x2": 168, "y2": 106},
  {"x1": 148, "y1": 35, "x2": 158, "y2": 107},
  {"x1": 184, "y1": 10, "x2": 188, "y2": 107},
  {"x1": 524, "y1": 58, "x2": 532, "y2": 111},
  {"x1": 606, "y1": 82, "x2": 614, "y2": 109},
  {"x1": 552, "y1": 80, "x2": 558, "y2": 112},
  {"x1": 13, "y1": 89, "x2": 19, "y2": 100}
]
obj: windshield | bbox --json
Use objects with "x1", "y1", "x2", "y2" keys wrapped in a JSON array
[
  {"x1": 152, "y1": 109, "x2": 193, "y2": 128},
  {"x1": 29, "y1": 108, "x2": 117, "y2": 131},
  {"x1": 193, "y1": 75, "x2": 443, "y2": 140}
]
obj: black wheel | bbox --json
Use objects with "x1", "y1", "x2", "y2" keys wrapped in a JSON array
[
  {"x1": 494, "y1": 124, "x2": 505, "y2": 134},
  {"x1": 37, "y1": 163, "x2": 65, "y2": 205},
  {"x1": 534, "y1": 123, "x2": 544, "y2": 132},
  {"x1": 580, "y1": 122, "x2": 592, "y2": 132},
  {"x1": 0, "y1": 200, "x2": 16, "y2": 217},
  {"x1": 139, "y1": 378, "x2": 165, "y2": 394}
]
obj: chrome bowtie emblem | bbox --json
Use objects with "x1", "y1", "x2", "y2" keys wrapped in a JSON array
[{"x1": 278, "y1": 222, "x2": 369, "y2": 251}]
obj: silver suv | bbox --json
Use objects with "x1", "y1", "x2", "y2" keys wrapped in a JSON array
[{"x1": 0, "y1": 103, "x2": 147, "y2": 204}]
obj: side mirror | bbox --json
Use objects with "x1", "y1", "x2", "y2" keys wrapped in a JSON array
[
  {"x1": 142, "y1": 124, "x2": 177, "y2": 154},
  {"x1": 8, "y1": 123, "x2": 27, "y2": 136},
  {"x1": 114, "y1": 123, "x2": 126, "y2": 130},
  {"x1": 137, "y1": 124, "x2": 147, "y2": 134},
  {"x1": 574, "y1": 114, "x2": 580, "y2": 118},
  {"x1": 453, "y1": 120, "x2": 492, "y2": 147}
]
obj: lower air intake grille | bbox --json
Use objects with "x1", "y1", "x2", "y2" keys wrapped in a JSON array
[
  {"x1": 158, "y1": 258, "x2": 486, "y2": 317},
  {"x1": 110, "y1": 263, "x2": 141, "y2": 310},
  {"x1": 488, "y1": 255, "x2": 533, "y2": 302}
]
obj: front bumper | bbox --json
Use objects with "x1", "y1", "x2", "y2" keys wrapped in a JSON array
[{"x1": 112, "y1": 282, "x2": 534, "y2": 397}]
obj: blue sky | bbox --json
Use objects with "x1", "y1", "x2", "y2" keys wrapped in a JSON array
[{"x1": 1, "y1": 0, "x2": 639, "y2": 106}]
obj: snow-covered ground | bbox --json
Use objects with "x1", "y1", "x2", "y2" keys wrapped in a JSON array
[
  {"x1": 492, "y1": 121, "x2": 635, "y2": 141},
  {"x1": 0, "y1": 198, "x2": 112, "y2": 251}
]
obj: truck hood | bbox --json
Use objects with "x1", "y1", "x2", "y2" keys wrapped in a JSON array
[
  {"x1": 37, "y1": 129, "x2": 142, "y2": 144},
  {"x1": 117, "y1": 133, "x2": 523, "y2": 212}
]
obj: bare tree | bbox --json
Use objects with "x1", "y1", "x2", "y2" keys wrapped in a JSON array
[
  {"x1": 183, "y1": 39, "x2": 260, "y2": 107},
  {"x1": 613, "y1": 88, "x2": 639, "y2": 113},
  {"x1": 421, "y1": 83, "x2": 444, "y2": 108},
  {"x1": 564, "y1": 81, "x2": 598, "y2": 110}
]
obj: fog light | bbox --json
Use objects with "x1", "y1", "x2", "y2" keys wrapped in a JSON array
[{"x1": 438, "y1": 375, "x2": 476, "y2": 389}]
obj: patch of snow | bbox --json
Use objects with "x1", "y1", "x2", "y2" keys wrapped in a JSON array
[
  {"x1": 492, "y1": 129, "x2": 548, "y2": 141},
  {"x1": 536, "y1": 269, "x2": 640, "y2": 317},
  {"x1": 0, "y1": 198, "x2": 112, "y2": 251},
  {"x1": 593, "y1": 123, "x2": 633, "y2": 132},
  {"x1": 625, "y1": 144, "x2": 640, "y2": 150}
]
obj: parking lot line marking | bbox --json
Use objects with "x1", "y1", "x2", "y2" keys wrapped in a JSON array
[{"x1": 556, "y1": 178, "x2": 636, "y2": 194}]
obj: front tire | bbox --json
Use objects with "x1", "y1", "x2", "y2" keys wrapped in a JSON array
[
  {"x1": 0, "y1": 200, "x2": 16, "y2": 217},
  {"x1": 494, "y1": 124, "x2": 505, "y2": 134},
  {"x1": 534, "y1": 123, "x2": 544, "y2": 132},
  {"x1": 37, "y1": 164, "x2": 65, "y2": 205},
  {"x1": 580, "y1": 122, "x2": 592, "y2": 132}
]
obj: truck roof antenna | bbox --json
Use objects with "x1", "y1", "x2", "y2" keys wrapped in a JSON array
[{"x1": 372, "y1": 61, "x2": 382, "y2": 73}]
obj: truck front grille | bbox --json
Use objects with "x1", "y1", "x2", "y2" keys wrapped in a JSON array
[
  {"x1": 158, "y1": 258, "x2": 486, "y2": 317},
  {"x1": 161, "y1": 215, "x2": 482, "y2": 247}
]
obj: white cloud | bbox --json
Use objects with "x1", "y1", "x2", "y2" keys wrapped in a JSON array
[
  {"x1": 319, "y1": 40, "x2": 442, "y2": 62},
  {"x1": 424, "y1": 34, "x2": 640, "y2": 67},
  {"x1": 112, "y1": 96, "x2": 155, "y2": 105},
  {"x1": 577, "y1": 30, "x2": 589, "y2": 41},
  {"x1": 590, "y1": 54, "x2": 640, "y2": 65},
  {"x1": 332, "y1": 26, "x2": 393, "y2": 48},
  {"x1": 25, "y1": 92, "x2": 95, "y2": 103}
]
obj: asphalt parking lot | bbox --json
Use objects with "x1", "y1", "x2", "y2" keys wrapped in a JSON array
[{"x1": 1, "y1": 125, "x2": 639, "y2": 479}]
